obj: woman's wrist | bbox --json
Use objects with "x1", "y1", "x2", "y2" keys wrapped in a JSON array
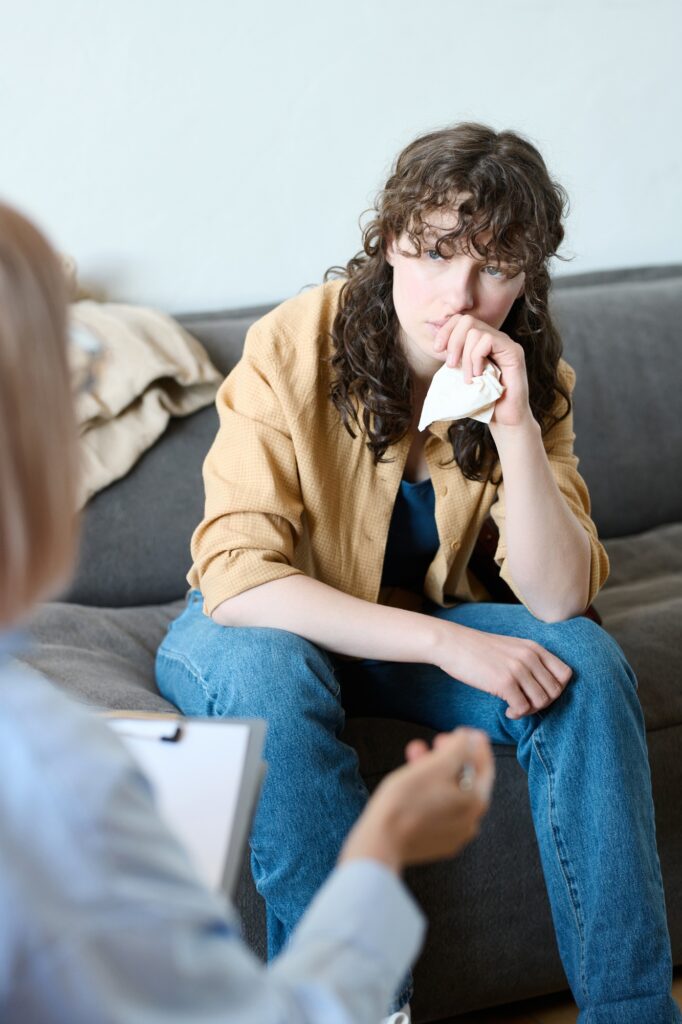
[
  {"x1": 488, "y1": 409, "x2": 540, "y2": 447},
  {"x1": 426, "y1": 616, "x2": 465, "y2": 669}
]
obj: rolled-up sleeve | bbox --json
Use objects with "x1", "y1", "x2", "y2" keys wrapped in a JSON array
[
  {"x1": 489, "y1": 359, "x2": 610, "y2": 610},
  {"x1": 189, "y1": 323, "x2": 305, "y2": 615}
]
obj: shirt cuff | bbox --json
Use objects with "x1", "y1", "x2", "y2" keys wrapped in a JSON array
[{"x1": 272, "y1": 858, "x2": 425, "y2": 1004}]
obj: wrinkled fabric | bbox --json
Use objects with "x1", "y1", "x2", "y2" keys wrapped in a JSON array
[
  {"x1": 418, "y1": 362, "x2": 504, "y2": 430},
  {"x1": 69, "y1": 302, "x2": 221, "y2": 507}
]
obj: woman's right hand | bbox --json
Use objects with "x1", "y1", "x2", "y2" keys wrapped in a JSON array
[{"x1": 432, "y1": 620, "x2": 573, "y2": 720}]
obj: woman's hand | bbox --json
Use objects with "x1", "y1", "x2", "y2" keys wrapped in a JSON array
[
  {"x1": 339, "y1": 728, "x2": 494, "y2": 872},
  {"x1": 432, "y1": 313, "x2": 531, "y2": 428},
  {"x1": 431, "y1": 620, "x2": 573, "y2": 720}
]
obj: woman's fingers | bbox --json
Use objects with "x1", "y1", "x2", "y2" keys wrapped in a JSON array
[
  {"x1": 518, "y1": 672, "x2": 554, "y2": 712},
  {"x1": 435, "y1": 319, "x2": 495, "y2": 382},
  {"x1": 447, "y1": 317, "x2": 484, "y2": 369},
  {"x1": 531, "y1": 657, "x2": 567, "y2": 701},
  {"x1": 504, "y1": 682, "x2": 532, "y2": 719},
  {"x1": 504, "y1": 651, "x2": 572, "y2": 719},
  {"x1": 448, "y1": 325, "x2": 480, "y2": 369},
  {"x1": 433, "y1": 316, "x2": 457, "y2": 352},
  {"x1": 539, "y1": 648, "x2": 573, "y2": 687},
  {"x1": 469, "y1": 338, "x2": 495, "y2": 380},
  {"x1": 461, "y1": 333, "x2": 495, "y2": 381},
  {"x1": 434, "y1": 315, "x2": 473, "y2": 364}
]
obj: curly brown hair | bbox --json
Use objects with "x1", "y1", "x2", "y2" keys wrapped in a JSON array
[{"x1": 325, "y1": 122, "x2": 570, "y2": 481}]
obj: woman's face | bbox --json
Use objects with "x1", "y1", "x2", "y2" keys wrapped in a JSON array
[{"x1": 385, "y1": 209, "x2": 526, "y2": 378}]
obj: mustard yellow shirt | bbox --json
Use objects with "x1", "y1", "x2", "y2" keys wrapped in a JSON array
[{"x1": 189, "y1": 279, "x2": 609, "y2": 616}]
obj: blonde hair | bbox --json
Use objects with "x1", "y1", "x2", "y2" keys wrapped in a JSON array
[{"x1": 0, "y1": 203, "x2": 79, "y2": 626}]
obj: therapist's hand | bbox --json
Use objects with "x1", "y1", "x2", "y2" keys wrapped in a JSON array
[{"x1": 339, "y1": 728, "x2": 494, "y2": 873}]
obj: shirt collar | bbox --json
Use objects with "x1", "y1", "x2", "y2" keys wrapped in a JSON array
[{"x1": 427, "y1": 420, "x2": 453, "y2": 442}]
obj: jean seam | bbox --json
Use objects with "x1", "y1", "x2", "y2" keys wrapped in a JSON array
[
  {"x1": 308, "y1": 651, "x2": 341, "y2": 700},
  {"x1": 533, "y1": 730, "x2": 590, "y2": 1013},
  {"x1": 156, "y1": 646, "x2": 215, "y2": 707}
]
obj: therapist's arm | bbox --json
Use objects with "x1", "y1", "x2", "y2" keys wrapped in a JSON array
[
  {"x1": 272, "y1": 728, "x2": 494, "y2": 1021},
  {"x1": 8, "y1": 676, "x2": 492, "y2": 1024}
]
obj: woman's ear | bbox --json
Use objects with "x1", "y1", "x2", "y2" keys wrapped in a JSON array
[{"x1": 384, "y1": 236, "x2": 395, "y2": 267}]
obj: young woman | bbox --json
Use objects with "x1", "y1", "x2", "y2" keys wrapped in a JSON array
[
  {"x1": 0, "y1": 201, "x2": 495, "y2": 1024},
  {"x1": 156, "y1": 123, "x2": 679, "y2": 1023}
]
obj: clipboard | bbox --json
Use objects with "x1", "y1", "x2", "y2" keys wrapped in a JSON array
[{"x1": 103, "y1": 712, "x2": 266, "y2": 899}]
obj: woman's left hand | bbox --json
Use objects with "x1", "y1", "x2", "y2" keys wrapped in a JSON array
[{"x1": 433, "y1": 313, "x2": 531, "y2": 428}]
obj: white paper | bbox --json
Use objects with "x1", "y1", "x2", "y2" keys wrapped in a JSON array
[
  {"x1": 109, "y1": 717, "x2": 251, "y2": 891},
  {"x1": 418, "y1": 362, "x2": 505, "y2": 432}
]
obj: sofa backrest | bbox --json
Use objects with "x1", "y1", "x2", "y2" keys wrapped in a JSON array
[
  {"x1": 63, "y1": 265, "x2": 682, "y2": 608},
  {"x1": 552, "y1": 265, "x2": 682, "y2": 538}
]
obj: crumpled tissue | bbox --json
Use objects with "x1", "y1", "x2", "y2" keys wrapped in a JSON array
[{"x1": 418, "y1": 362, "x2": 505, "y2": 431}]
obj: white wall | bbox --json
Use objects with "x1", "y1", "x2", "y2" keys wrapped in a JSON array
[{"x1": 2, "y1": 0, "x2": 680, "y2": 313}]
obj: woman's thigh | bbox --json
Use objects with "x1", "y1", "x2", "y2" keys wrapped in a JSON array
[
  {"x1": 156, "y1": 594, "x2": 371, "y2": 927},
  {"x1": 155, "y1": 590, "x2": 343, "y2": 725},
  {"x1": 338, "y1": 601, "x2": 632, "y2": 745}
]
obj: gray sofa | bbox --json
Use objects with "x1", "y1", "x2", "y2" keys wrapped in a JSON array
[{"x1": 21, "y1": 266, "x2": 682, "y2": 1023}]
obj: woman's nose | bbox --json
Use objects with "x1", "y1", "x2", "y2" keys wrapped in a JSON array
[{"x1": 443, "y1": 259, "x2": 475, "y2": 312}]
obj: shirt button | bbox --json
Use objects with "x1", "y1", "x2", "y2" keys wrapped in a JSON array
[
  {"x1": 450, "y1": 539, "x2": 460, "y2": 552},
  {"x1": 440, "y1": 486, "x2": 448, "y2": 497}
]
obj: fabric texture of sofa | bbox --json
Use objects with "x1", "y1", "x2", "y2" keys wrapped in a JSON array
[{"x1": 20, "y1": 265, "x2": 682, "y2": 1023}]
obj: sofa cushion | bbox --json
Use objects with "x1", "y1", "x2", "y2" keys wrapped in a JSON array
[
  {"x1": 597, "y1": 522, "x2": 682, "y2": 731},
  {"x1": 22, "y1": 600, "x2": 185, "y2": 712}
]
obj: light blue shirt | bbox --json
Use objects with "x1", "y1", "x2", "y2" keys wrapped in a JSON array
[{"x1": 0, "y1": 639, "x2": 424, "y2": 1023}]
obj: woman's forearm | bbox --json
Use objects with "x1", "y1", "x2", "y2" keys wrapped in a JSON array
[
  {"x1": 490, "y1": 415, "x2": 591, "y2": 622},
  {"x1": 211, "y1": 574, "x2": 445, "y2": 663}
]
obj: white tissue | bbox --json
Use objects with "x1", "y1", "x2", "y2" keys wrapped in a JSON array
[{"x1": 418, "y1": 362, "x2": 505, "y2": 432}]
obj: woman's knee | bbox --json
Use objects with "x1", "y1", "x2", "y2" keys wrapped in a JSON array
[
  {"x1": 542, "y1": 615, "x2": 638, "y2": 701},
  {"x1": 156, "y1": 608, "x2": 340, "y2": 719}
]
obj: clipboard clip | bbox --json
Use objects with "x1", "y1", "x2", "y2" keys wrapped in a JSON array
[
  {"x1": 107, "y1": 717, "x2": 184, "y2": 744},
  {"x1": 159, "y1": 725, "x2": 183, "y2": 743}
]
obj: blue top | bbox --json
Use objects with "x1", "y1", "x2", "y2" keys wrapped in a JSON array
[
  {"x1": 0, "y1": 640, "x2": 424, "y2": 1022},
  {"x1": 381, "y1": 477, "x2": 440, "y2": 593}
]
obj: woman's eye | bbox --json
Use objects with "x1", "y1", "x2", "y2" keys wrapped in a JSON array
[
  {"x1": 483, "y1": 265, "x2": 506, "y2": 278},
  {"x1": 425, "y1": 249, "x2": 442, "y2": 261}
]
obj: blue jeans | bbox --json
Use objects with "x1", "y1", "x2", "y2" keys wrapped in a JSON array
[{"x1": 156, "y1": 591, "x2": 680, "y2": 1023}]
